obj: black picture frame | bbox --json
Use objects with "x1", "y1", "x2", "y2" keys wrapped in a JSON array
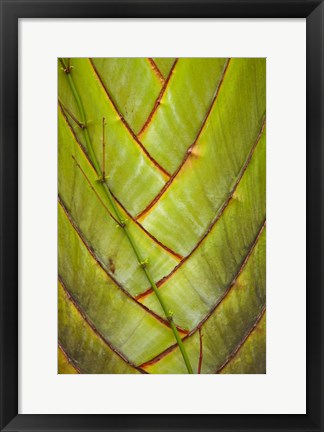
[{"x1": 1, "y1": 1, "x2": 323, "y2": 431}]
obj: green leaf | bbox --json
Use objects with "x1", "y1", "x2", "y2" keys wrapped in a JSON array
[
  {"x1": 143, "y1": 227, "x2": 266, "y2": 374},
  {"x1": 138, "y1": 59, "x2": 266, "y2": 256},
  {"x1": 58, "y1": 57, "x2": 266, "y2": 374},
  {"x1": 58, "y1": 345, "x2": 79, "y2": 374},
  {"x1": 91, "y1": 58, "x2": 163, "y2": 134},
  {"x1": 140, "y1": 128, "x2": 266, "y2": 330},
  {"x1": 58, "y1": 204, "x2": 177, "y2": 366}
]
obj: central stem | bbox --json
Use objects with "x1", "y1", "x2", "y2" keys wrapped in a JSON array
[{"x1": 60, "y1": 59, "x2": 193, "y2": 374}]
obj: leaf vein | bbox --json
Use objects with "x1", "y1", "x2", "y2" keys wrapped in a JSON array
[
  {"x1": 137, "y1": 58, "x2": 178, "y2": 137},
  {"x1": 58, "y1": 341, "x2": 82, "y2": 374},
  {"x1": 147, "y1": 58, "x2": 165, "y2": 84},
  {"x1": 137, "y1": 117, "x2": 266, "y2": 301},
  {"x1": 59, "y1": 101, "x2": 182, "y2": 261},
  {"x1": 215, "y1": 306, "x2": 266, "y2": 373},
  {"x1": 58, "y1": 197, "x2": 188, "y2": 335},
  {"x1": 59, "y1": 276, "x2": 147, "y2": 373},
  {"x1": 139, "y1": 219, "x2": 266, "y2": 368},
  {"x1": 135, "y1": 58, "x2": 231, "y2": 221}
]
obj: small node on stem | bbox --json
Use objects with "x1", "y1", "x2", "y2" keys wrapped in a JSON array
[{"x1": 139, "y1": 258, "x2": 149, "y2": 269}]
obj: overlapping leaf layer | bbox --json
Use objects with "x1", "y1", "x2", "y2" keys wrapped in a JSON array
[{"x1": 58, "y1": 58, "x2": 266, "y2": 374}]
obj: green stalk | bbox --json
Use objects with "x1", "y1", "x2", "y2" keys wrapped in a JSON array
[{"x1": 60, "y1": 59, "x2": 193, "y2": 374}]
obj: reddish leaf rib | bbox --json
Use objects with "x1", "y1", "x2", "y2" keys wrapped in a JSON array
[
  {"x1": 58, "y1": 197, "x2": 188, "y2": 336},
  {"x1": 135, "y1": 58, "x2": 231, "y2": 221},
  {"x1": 197, "y1": 328, "x2": 203, "y2": 374},
  {"x1": 136, "y1": 118, "x2": 266, "y2": 301},
  {"x1": 59, "y1": 276, "x2": 147, "y2": 374},
  {"x1": 88, "y1": 58, "x2": 171, "y2": 178},
  {"x1": 58, "y1": 101, "x2": 182, "y2": 261},
  {"x1": 137, "y1": 59, "x2": 178, "y2": 137},
  {"x1": 147, "y1": 58, "x2": 165, "y2": 83},
  {"x1": 216, "y1": 306, "x2": 266, "y2": 373},
  {"x1": 139, "y1": 219, "x2": 266, "y2": 368},
  {"x1": 58, "y1": 341, "x2": 82, "y2": 374}
]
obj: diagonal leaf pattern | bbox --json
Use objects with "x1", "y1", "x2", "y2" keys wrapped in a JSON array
[
  {"x1": 91, "y1": 58, "x2": 164, "y2": 134},
  {"x1": 58, "y1": 280, "x2": 143, "y2": 373},
  {"x1": 58, "y1": 107, "x2": 181, "y2": 298},
  {"x1": 137, "y1": 59, "x2": 266, "y2": 256},
  {"x1": 138, "y1": 58, "x2": 228, "y2": 173},
  {"x1": 58, "y1": 344, "x2": 80, "y2": 374},
  {"x1": 219, "y1": 311, "x2": 266, "y2": 374},
  {"x1": 152, "y1": 58, "x2": 176, "y2": 79},
  {"x1": 140, "y1": 127, "x2": 265, "y2": 330},
  {"x1": 58, "y1": 57, "x2": 266, "y2": 374},
  {"x1": 58, "y1": 59, "x2": 169, "y2": 216},
  {"x1": 59, "y1": 203, "x2": 179, "y2": 366}
]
